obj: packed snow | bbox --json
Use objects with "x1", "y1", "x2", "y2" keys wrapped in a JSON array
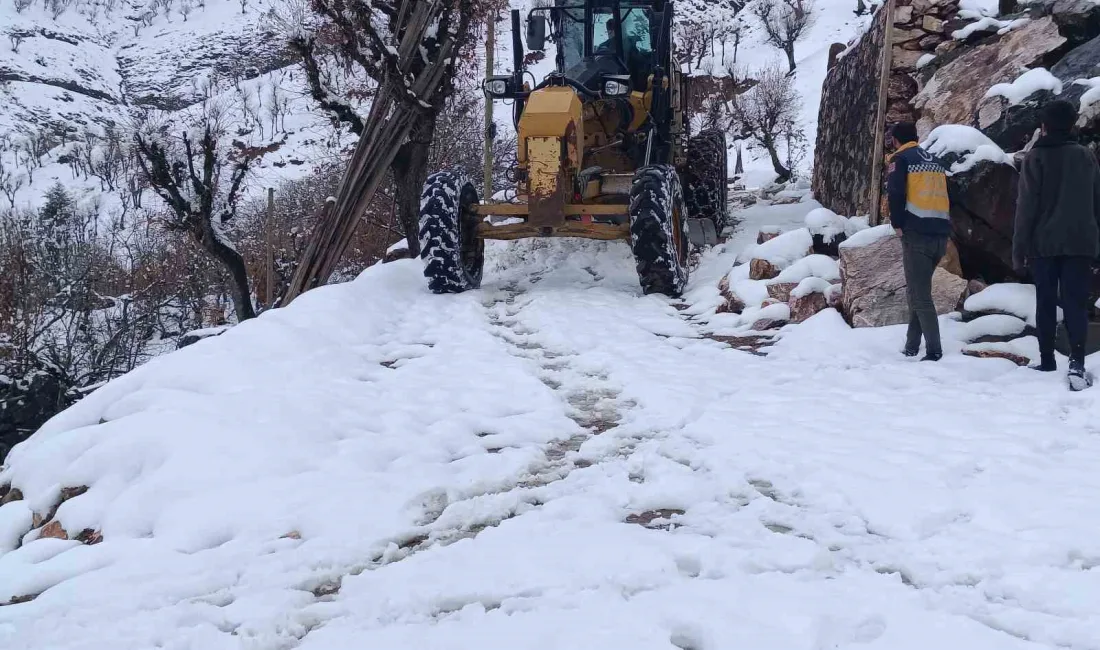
[
  {"x1": 917, "y1": 53, "x2": 936, "y2": 69},
  {"x1": 922, "y1": 124, "x2": 1016, "y2": 173},
  {"x1": 4, "y1": 196, "x2": 1100, "y2": 649},
  {"x1": 984, "y1": 68, "x2": 1063, "y2": 105}
]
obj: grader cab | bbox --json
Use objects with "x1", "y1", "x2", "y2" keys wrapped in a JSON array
[{"x1": 418, "y1": 0, "x2": 728, "y2": 297}]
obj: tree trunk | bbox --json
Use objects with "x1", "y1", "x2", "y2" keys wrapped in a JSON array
[
  {"x1": 200, "y1": 226, "x2": 256, "y2": 322},
  {"x1": 763, "y1": 137, "x2": 792, "y2": 184},
  {"x1": 785, "y1": 43, "x2": 797, "y2": 73},
  {"x1": 391, "y1": 114, "x2": 437, "y2": 256}
]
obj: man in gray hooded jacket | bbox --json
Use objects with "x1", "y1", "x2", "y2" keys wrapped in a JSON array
[{"x1": 1013, "y1": 100, "x2": 1100, "y2": 388}]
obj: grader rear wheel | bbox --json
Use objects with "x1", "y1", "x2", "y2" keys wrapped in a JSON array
[{"x1": 684, "y1": 129, "x2": 729, "y2": 233}]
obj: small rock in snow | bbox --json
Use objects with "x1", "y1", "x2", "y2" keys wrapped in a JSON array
[
  {"x1": 767, "y1": 282, "x2": 799, "y2": 302},
  {"x1": 750, "y1": 258, "x2": 781, "y2": 281}
]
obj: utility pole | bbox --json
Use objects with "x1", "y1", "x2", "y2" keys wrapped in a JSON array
[
  {"x1": 483, "y1": 12, "x2": 496, "y2": 199},
  {"x1": 266, "y1": 187, "x2": 275, "y2": 308}
]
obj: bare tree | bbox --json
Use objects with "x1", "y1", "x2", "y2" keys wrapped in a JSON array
[
  {"x1": 9, "y1": 35, "x2": 24, "y2": 53},
  {"x1": 133, "y1": 103, "x2": 284, "y2": 322},
  {"x1": 0, "y1": 157, "x2": 22, "y2": 209},
  {"x1": 752, "y1": 0, "x2": 816, "y2": 73},
  {"x1": 180, "y1": 0, "x2": 193, "y2": 21},
  {"x1": 727, "y1": 64, "x2": 804, "y2": 183},
  {"x1": 272, "y1": 0, "x2": 487, "y2": 257},
  {"x1": 13, "y1": 0, "x2": 33, "y2": 12}
]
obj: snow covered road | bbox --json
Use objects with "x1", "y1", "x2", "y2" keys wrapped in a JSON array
[{"x1": 3, "y1": 207, "x2": 1100, "y2": 649}]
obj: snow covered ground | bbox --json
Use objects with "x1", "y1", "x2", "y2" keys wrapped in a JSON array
[{"x1": 3, "y1": 197, "x2": 1100, "y2": 649}]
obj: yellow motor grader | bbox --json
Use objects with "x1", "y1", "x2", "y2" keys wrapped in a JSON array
[{"x1": 418, "y1": 0, "x2": 728, "y2": 297}]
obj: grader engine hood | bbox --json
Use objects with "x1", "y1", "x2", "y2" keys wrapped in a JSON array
[{"x1": 518, "y1": 87, "x2": 584, "y2": 231}]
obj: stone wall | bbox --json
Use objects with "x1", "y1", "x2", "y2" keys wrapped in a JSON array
[
  {"x1": 813, "y1": 0, "x2": 962, "y2": 219},
  {"x1": 811, "y1": 5, "x2": 889, "y2": 218}
]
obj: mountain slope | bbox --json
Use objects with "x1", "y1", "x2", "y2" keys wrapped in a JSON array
[
  {"x1": 3, "y1": 201, "x2": 1100, "y2": 648},
  {"x1": 0, "y1": 0, "x2": 339, "y2": 214}
]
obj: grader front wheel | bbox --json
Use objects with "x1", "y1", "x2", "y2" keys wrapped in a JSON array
[
  {"x1": 418, "y1": 172, "x2": 485, "y2": 293},
  {"x1": 629, "y1": 165, "x2": 690, "y2": 297}
]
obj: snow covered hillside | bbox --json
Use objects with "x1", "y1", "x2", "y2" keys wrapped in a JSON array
[
  {"x1": 0, "y1": 0, "x2": 342, "y2": 214},
  {"x1": 4, "y1": 193, "x2": 1100, "y2": 648}
]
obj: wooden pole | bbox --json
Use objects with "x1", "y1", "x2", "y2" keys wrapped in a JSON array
[
  {"x1": 483, "y1": 12, "x2": 496, "y2": 199},
  {"x1": 265, "y1": 187, "x2": 275, "y2": 308},
  {"x1": 869, "y1": 0, "x2": 896, "y2": 226}
]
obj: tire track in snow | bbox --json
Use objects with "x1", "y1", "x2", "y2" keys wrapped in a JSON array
[
  {"x1": 481, "y1": 281, "x2": 632, "y2": 476},
  {"x1": 264, "y1": 280, "x2": 643, "y2": 648}
]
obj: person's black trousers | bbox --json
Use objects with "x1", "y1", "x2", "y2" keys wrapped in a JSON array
[
  {"x1": 902, "y1": 231, "x2": 948, "y2": 356},
  {"x1": 1032, "y1": 256, "x2": 1092, "y2": 364}
]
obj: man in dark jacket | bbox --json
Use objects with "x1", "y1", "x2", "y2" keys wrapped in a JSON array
[
  {"x1": 1013, "y1": 100, "x2": 1100, "y2": 388},
  {"x1": 887, "y1": 122, "x2": 952, "y2": 361}
]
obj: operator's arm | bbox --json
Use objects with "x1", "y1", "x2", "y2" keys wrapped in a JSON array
[
  {"x1": 887, "y1": 154, "x2": 909, "y2": 232},
  {"x1": 1013, "y1": 153, "x2": 1040, "y2": 271}
]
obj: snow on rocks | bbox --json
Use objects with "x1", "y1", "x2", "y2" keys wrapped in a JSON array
[
  {"x1": 962, "y1": 336, "x2": 1041, "y2": 366},
  {"x1": 952, "y1": 16, "x2": 1029, "y2": 40},
  {"x1": 756, "y1": 226, "x2": 782, "y2": 244},
  {"x1": 921, "y1": 124, "x2": 1016, "y2": 174},
  {"x1": 789, "y1": 278, "x2": 833, "y2": 323},
  {"x1": 838, "y1": 224, "x2": 895, "y2": 250},
  {"x1": 0, "y1": 502, "x2": 32, "y2": 554},
  {"x1": 748, "y1": 302, "x2": 791, "y2": 331},
  {"x1": 961, "y1": 313, "x2": 1033, "y2": 344},
  {"x1": 737, "y1": 227, "x2": 814, "y2": 268},
  {"x1": 772, "y1": 254, "x2": 842, "y2": 285},
  {"x1": 804, "y1": 207, "x2": 868, "y2": 256},
  {"x1": 963, "y1": 282, "x2": 1046, "y2": 326},
  {"x1": 983, "y1": 67, "x2": 1063, "y2": 105}
]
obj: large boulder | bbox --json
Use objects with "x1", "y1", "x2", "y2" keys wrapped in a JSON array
[
  {"x1": 946, "y1": 159, "x2": 1020, "y2": 282},
  {"x1": 839, "y1": 226, "x2": 969, "y2": 328},
  {"x1": 978, "y1": 33, "x2": 1100, "y2": 150},
  {"x1": 913, "y1": 17, "x2": 1067, "y2": 139}
]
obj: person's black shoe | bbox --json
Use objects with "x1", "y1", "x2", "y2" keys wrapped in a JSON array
[
  {"x1": 1031, "y1": 360, "x2": 1057, "y2": 372},
  {"x1": 902, "y1": 347, "x2": 919, "y2": 358},
  {"x1": 921, "y1": 352, "x2": 943, "y2": 362}
]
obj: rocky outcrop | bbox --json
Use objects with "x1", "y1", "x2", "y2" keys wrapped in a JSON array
[
  {"x1": 840, "y1": 230, "x2": 968, "y2": 327},
  {"x1": 913, "y1": 17, "x2": 1067, "y2": 138}
]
